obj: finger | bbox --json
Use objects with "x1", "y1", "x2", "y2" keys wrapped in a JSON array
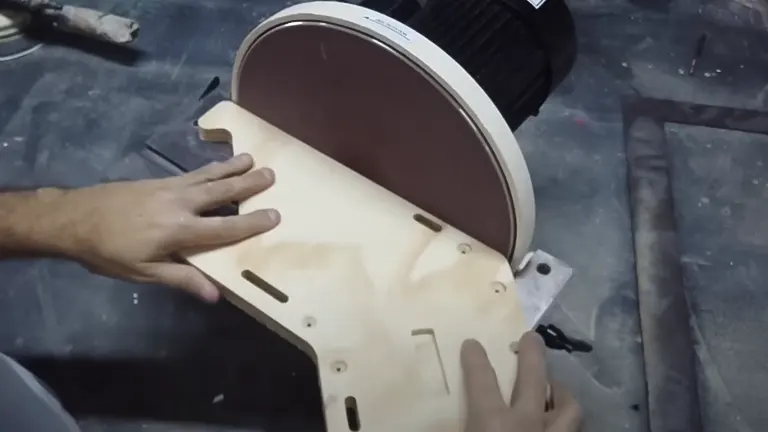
[
  {"x1": 187, "y1": 167, "x2": 275, "y2": 211},
  {"x1": 178, "y1": 208, "x2": 280, "y2": 248},
  {"x1": 545, "y1": 383, "x2": 554, "y2": 412},
  {"x1": 143, "y1": 262, "x2": 220, "y2": 303},
  {"x1": 545, "y1": 382, "x2": 583, "y2": 432},
  {"x1": 461, "y1": 339, "x2": 507, "y2": 416},
  {"x1": 545, "y1": 382, "x2": 570, "y2": 413},
  {"x1": 510, "y1": 331, "x2": 549, "y2": 413},
  {"x1": 181, "y1": 154, "x2": 254, "y2": 185}
]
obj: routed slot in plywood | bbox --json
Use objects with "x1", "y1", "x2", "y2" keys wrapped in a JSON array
[
  {"x1": 241, "y1": 269, "x2": 289, "y2": 303},
  {"x1": 413, "y1": 213, "x2": 443, "y2": 233},
  {"x1": 411, "y1": 328, "x2": 450, "y2": 395},
  {"x1": 345, "y1": 396, "x2": 361, "y2": 431},
  {"x1": 185, "y1": 101, "x2": 527, "y2": 432}
]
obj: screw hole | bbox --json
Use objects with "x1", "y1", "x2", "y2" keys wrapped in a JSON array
[
  {"x1": 332, "y1": 361, "x2": 347, "y2": 373},
  {"x1": 536, "y1": 263, "x2": 552, "y2": 276},
  {"x1": 458, "y1": 243, "x2": 472, "y2": 254},
  {"x1": 492, "y1": 281, "x2": 506, "y2": 294},
  {"x1": 303, "y1": 316, "x2": 316, "y2": 328}
]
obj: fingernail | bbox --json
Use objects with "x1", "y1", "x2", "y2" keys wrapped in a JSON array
[
  {"x1": 234, "y1": 153, "x2": 251, "y2": 163},
  {"x1": 461, "y1": 339, "x2": 483, "y2": 354},
  {"x1": 258, "y1": 167, "x2": 275, "y2": 181},
  {"x1": 267, "y1": 209, "x2": 281, "y2": 223},
  {"x1": 201, "y1": 287, "x2": 220, "y2": 303},
  {"x1": 520, "y1": 331, "x2": 546, "y2": 350},
  {"x1": 462, "y1": 339, "x2": 481, "y2": 348}
]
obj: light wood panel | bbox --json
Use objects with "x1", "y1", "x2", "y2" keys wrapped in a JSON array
[{"x1": 186, "y1": 101, "x2": 527, "y2": 432}]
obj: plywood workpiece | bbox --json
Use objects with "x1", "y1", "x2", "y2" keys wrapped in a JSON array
[{"x1": 186, "y1": 101, "x2": 528, "y2": 432}]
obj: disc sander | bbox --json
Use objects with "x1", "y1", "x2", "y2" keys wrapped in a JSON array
[
  {"x1": 0, "y1": 9, "x2": 41, "y2": 62},
  {"x1": 232, "y1": 1, "x2": 548, "y2": 264}
]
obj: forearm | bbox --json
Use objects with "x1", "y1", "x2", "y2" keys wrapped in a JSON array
[{"x1": 0, "y1": 188, "x2": 73, "y2": 258}]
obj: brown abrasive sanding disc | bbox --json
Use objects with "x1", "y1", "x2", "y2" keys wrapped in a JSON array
[{"x1": 231, "y1": 2, "x2": 535, "y2": 264}]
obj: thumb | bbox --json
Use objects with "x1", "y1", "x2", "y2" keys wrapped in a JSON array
[{"x1": 144, "y1": 262, "x2": 220, "y2": 303}]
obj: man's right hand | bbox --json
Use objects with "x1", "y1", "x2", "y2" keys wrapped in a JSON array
[{"x1": 461, "y1": 332, "x2": 583, "y2": 432}]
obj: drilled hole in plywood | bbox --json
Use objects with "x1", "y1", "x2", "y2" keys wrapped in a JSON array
[
  {"x1": 241, "y1": 270, "x2": 288, "y2": 303},
  {"x1": 413, "y1": 213, "x2": 442, "y2": 233},
  {"x1": 345, "y1": 396, "x2": 361, "y2": 431},
  {"x1": 492, "y1": 281, "x2": 506, "y2": 294},
  {"x1": 332, "y1": 361, "x2": 348, "y2": 373}
]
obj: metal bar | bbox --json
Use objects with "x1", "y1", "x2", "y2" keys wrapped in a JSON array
[{"x1": 624, "y1": 114, "x2": 702, "y2": 432}]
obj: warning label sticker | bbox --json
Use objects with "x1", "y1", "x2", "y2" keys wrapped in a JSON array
[{"x1": 362, "y1": 15, "x2": 413, "y2": 43}]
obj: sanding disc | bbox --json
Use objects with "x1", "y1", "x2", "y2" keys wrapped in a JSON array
[
  {"x1": 0, "y1": 9, "x2": 41, "y2": 62},
  {"x1": 232, "y1": 1, "x2": 535, "y2": 265}
]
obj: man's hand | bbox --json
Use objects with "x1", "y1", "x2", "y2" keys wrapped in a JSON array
[
  {"x1": 461, "y1": 332, "x2": 583, "y2": 432},
  {"x1": 38, "y1": 154, "x2": 277, "y2": 302}
]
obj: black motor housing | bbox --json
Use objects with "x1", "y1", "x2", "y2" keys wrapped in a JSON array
[{"x1": 358, "y1": 0, "x2": 577, "y2": 131}]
